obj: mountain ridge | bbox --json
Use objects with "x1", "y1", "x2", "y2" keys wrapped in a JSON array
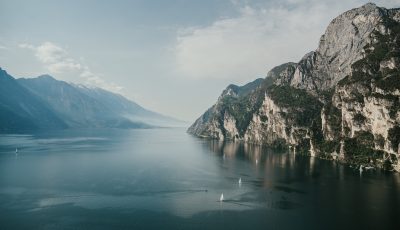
[
  {"x1": 0, "y1": 68, "x2": 67, "y2": 132},
  {"x1": 0, "y1": 68, "x2": 184, "y2": 132}
]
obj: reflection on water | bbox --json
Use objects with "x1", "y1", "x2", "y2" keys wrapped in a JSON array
[
  {"x1": 205, "y1": 139, "x2": 310, "y2": 186},
  {"x1": 0, "y1": 128, "x2": 400, "y2": 230},
  {"x1": 207, "y1": 139, "x2": 295, "y2": 166}
]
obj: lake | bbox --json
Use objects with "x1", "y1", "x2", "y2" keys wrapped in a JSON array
[{"x1": 0, "y1": 128, "x2": 399, "y2": 229}]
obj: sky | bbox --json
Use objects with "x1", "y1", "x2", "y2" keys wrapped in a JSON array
[{"x1": 0, "y1": 0, "x2": 398, "y2": 121}]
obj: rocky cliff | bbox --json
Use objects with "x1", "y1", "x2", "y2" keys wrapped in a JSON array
[{"x1": 188, "y1": 3, "x2": 400, "y2": 171}]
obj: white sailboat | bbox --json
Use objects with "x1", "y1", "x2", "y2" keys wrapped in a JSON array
[
  {"x1": 15, "y1": 148, "x2": 18, "y2": 154},
  {"x1": 238, "y1": 177, "x2": 242, "y2": 186},
  {"x1": 219, "y1": 193, "x2": 224, "y2": 202}
]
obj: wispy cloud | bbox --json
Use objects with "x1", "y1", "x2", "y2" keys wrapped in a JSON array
[
  {"x1": 19, "y1": 42, "x2": 81, "y2": 74},
  {"x1": 174, "y1": 0, "x2": 399, "y2": 81},
  {"x1": 174, "y1": 4, "x2": 324, "y2": 80},
  {"x1": 19, "y1": 42, "x2": 123, "y2": 92}
]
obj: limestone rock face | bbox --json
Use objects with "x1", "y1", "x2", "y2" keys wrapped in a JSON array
[
  {"x1": 188, "y1": 3, "x2": 400, "y2": 170},
  {"x1": 268, "y1": 62, "x2": 297, "y2": 86},
  {"x1": 188, "y1": 78, "x2": 264, "y2": 141},
  {"x1": 291, "y1": 3, "x2": 399, "y2": 92},
  {"x1": 244, "y1": 95, "x2": 310, "y2": 148}
]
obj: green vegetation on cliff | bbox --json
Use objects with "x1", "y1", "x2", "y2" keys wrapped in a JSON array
[{"x1": 268, "y1": 85, "x2": 323, "y2": 127}]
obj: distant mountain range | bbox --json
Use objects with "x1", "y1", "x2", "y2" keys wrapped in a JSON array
[{"x1": 0, "y1": 68, "x2": 184, "y2": 133}]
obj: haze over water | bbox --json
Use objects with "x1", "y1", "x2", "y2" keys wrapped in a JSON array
[{"x1": 0, "y1": 128, "x2": 399, "y2": 229}]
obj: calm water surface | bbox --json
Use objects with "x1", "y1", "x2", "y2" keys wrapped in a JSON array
[{"x1": 0, "y1": 128, "x2": 399, "y2": 229}]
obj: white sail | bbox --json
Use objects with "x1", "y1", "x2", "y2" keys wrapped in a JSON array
[{"x1": 219, "y1": 193, "x2": 224, "y2": 202}]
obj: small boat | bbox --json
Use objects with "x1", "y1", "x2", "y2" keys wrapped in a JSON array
[
  {"x1": 15, "y1": 148, "x2": 18, "y2": 154},
  {"x1": 255, "y1": 159, "x2": 258, "y2": 165},
  {"x1": 219, "y1": 193, "x2": 224, "y2": 202},
  {"x1": 359, "y1": 165, "x2": 363, "y2": 173},
  {"x1": 238, "y1": 178, "x2": 242, "y2": 185}
]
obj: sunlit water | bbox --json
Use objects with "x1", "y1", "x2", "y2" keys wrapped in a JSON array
[{"x1": 0, "y1": 128, "x2": 399, "y2": 229}]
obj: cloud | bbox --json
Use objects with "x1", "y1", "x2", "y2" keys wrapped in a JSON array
[
  {"x1": 19, "y1": 41, "x2": 122, "y2": 92},
  {"x1": 174, "y1": 0, "x2": 399, "y2": 81},
  {"x1": 18, "y1": 43, "x2": 35, "y2": 49},
  {"x1": 47, "y1": 59, "x2": 82, "y2": 74},
  {"x1": 35, "y1": 42, "x2": 68, "y2": 63},
  {"x1": 19, "y1": 42, "x2": 82, "y2": 73},
  {"x1": 174, "y1": 4, "x2": 325, "y2": 80}
]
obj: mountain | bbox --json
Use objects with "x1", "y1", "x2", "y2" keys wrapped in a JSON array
[
  {"x1": 73, "y1": 84, "x2": 183, "y2": 127},
  {"x1": 0, "y1": 69, "x2": 67, "y2": 132},
  {"x1": 188, "y1": 3, "x2": 400, "y2": 171},
  {"x1": 0, "y1": 69, "x2": 183, "y2": 133},
  {"x1": 188, "y1": 78, "x2": 265, "y2": 139}
]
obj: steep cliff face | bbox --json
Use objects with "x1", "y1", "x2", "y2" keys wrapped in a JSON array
[
  {"x1": 291, "y1": 3, "x2": 398, "y2": 92},
  {"x1": 188, "y1": 78, "x2": 264, "y2": 140},
  {"x1": 244, "y1": 85, "x2": 322, "y2": 153},
  {"x1": 188, "y1": 3, "x2": 400, "y2": 171},
  {"x1": 329, "y1": 12, "x2": 400, "y2": 169}
]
